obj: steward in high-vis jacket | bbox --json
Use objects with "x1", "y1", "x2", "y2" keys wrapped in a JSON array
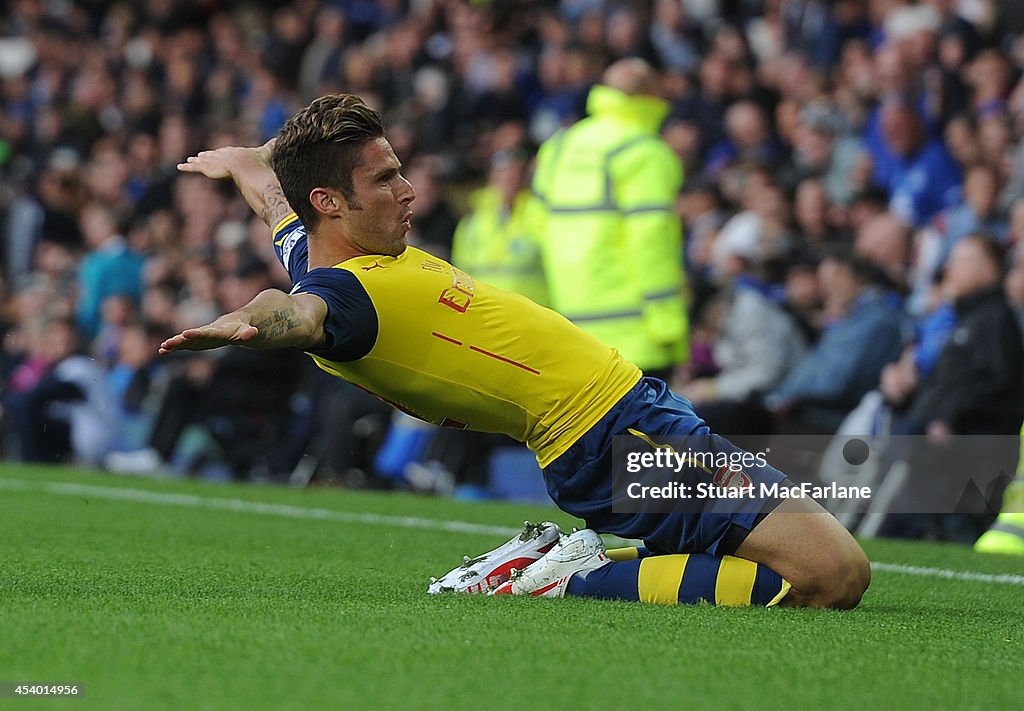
[
  {"x1": 530, "y1": 58, "x2": 687, "y2": 378},
  {"x1": 451, "y1": 147, "x2": 549, "y2": 307}
]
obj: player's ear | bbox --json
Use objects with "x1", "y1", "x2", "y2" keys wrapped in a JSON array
[{"x1": 309, "y1": 187, "x2": 343, "y2": 217}]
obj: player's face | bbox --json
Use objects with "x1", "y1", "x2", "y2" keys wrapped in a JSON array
[{"x1": 344, "y1": 137, "x2": 416, "y2": 257}]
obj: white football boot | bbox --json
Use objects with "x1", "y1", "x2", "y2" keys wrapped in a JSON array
[
  {"x1": 427, "y1": 521, "x2": 562, "y2": 594},
  {"x1": 489, "y1": 528, "x2": 610, "y2": 598}
]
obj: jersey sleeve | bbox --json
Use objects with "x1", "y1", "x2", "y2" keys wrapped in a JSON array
[
  {"x1": 272, "y1": 213, "x2": 311, "y2": 284},
  {"x1": 291, "y1": 268, "x2": 378, "y2": 362}
]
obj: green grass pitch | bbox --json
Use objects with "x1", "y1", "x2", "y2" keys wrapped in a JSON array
[{"x1": 1, "y1": 464, "x2": 1023, "y2": 711}]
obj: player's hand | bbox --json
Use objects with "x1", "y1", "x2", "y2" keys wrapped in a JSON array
[
  {"x1": 177, "y1": 139, "x2": 276, "y2": 180},
  {"x1": 159, "y1": 316, "x2": 259, "y2": 354}
]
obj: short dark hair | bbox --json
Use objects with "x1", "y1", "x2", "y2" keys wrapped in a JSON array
[
  {"x1": 820, "y1": 245, "x2": 881, "y2": 284},
  {"x1": 271, "y1": 94, "x2": 385, "y2": 230},
  {"x1": 964, "y1": 232, "x2": 1008, "y2": 279}
]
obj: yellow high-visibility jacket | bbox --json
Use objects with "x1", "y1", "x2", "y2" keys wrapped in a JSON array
[
  {"x1": 451, "y1": 185, "x2": 549, "y2": 307},
  {"x1": 531, "y1": 85, "x2": 688, "y2": 371}
]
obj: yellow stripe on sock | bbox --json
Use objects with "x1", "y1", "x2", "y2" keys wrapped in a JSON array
[
  {"x1": 638, "y1": 555, "x2": 689, "y2": 605},
  {"x1": 606, "y1": 547, "x2": 640, "y2": 562},
  {"x1": 714, "y1": 556, "x2": 758, "y2": 606},
  {"x1": 767, "y1": 580, "x2": 792, "y2": 607}
]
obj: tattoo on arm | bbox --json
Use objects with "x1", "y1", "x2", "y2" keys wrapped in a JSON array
[
  {"x1": 259, "y1": 183, "x2": 293, "y2": 228},
  {"x1": 251, "y1": 308, "x2": 305, "y2": 342}
]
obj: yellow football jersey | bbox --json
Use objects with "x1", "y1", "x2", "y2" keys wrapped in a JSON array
[{"x1": 274, "y1": 213, "x2": 641, "y2": 467}]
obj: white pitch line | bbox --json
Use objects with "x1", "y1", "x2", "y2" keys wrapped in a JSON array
[
  {"x1": 0, "y1": 478, "x2": 520, "y2": 538},
  {"x1": 2, "y1": 478, "x2": 1023, "y2": 586},
  {"x1": 870, "y1": 562, "x2": 1024, "y2": 586}
]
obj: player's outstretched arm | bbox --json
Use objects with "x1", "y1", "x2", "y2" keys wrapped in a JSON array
[
  {"x1": 177, "y1": 139, "x2": 293, "y2": 228},
  {"x1": 159, "y1": 289, "x2": 327, "y2": 355}
]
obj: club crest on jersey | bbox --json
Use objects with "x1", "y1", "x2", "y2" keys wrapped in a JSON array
[
  {"x1": 438, "y1": 266, "x2": 476, "y2": 313},
  {"x1": 713, "y1": 465, "x2": 753, "y2": 490}
]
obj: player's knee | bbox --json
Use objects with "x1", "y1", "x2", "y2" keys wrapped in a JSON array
[
  {"x1": 805, "y1": 544, "x2": 871, "y2": 610},
  {"x1": 827, "y1": 548, "x2": 870, "y2": 610}
]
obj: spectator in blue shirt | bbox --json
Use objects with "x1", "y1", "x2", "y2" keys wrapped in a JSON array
[
  {"x1": 703, "y1": 100, "x2": 784, "y2": 179},
  {"x1": 766, "y1": 249, "x2": 904, "y2": 434},
  {"x1": 75, "y1": 203, "x2": 145, "y2": 341},
  {"x1": 909, "y1": 164, "x2": 1007, "y2": 315},
  {"x1": 933, "y1": 163, "x2": 1008, "y2": 259},
  {"x1": 868, "y1": 100, "x2": 962, "y2": 227}
]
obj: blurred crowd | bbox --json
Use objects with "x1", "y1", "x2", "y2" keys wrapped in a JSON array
[{"x1": 2, "y1": 0, "x2": 1024, "y2": 507}]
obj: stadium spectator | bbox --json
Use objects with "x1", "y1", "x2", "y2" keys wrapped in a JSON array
[
  {"x1": 672, "y1": 49, "x2": 733, "y2": 160},
  {"x1": 846, "y1": 187, "x2": 892, "y2": 235},
  {"x1": 296, "y1": 5, "x2": 347, "y2": 102},
  {"x1": 834, "y1": 39, "x2": 878, "y2": 125},
  {"x1": 4, "y1": 316, "x2": 114, "y2": 466},
  {"x1": 92, "y1": 294, "x2": 137, "y2": 367},
  {"x1": 531, "y1": 58, "x2": 687, "y2": 382},
  {"x1": 105, "y1": 320, "x2": 167, "y2": 454},
  {"x1": 75, "y1": 202, "x2": 145, "y2": 340},
  {"x1": 3, "y1": 310, "x2": 58, "y2": 406},
  {"x1": 976, "y1": 113, "x2": 1014, "y2": 176},
  {"x1": 936, "y1": 163, "x2": 1008, "y2": 251},
  {"x1": 678, "y1": 223, "x2": 807, "y2": 435},
  {"x1": 4, "y1": 153, "x2": 86, "y2": 284},
  {"x1": 868, "y1": 99, "x2": 962, "y2": 227},
  {"x1": 792, "y1": 177, "x2": 840, "y2": 249},
  {"x1": 649, "y1": 0, "x2": 701, "y2": 74},
  {"x1": 450, "y1": 140, "x2": 547, "y2": 306},
  {"x1": 942, "y1": 113, "x2": 979, "y2": 169},
  {"x1": 527, "y1": 41, "x2": 604, "y2": 146},
  {"x1": 703, "y1": 100, "x2": 783, "y2": 179},
  {"x1": 783, "y1": 0, "x2": 864, "y2": 69},
  {"x1": 877, "y1": 234, "x2": 1024, "y2": 541},
  {"x1": 29, "y1": 240, "x2": 78, "y2": 314},
  {"x1": 712, "y1": 172, "x2": 794, "y2": 279},
  {"x1": 779, "y1": 252, "x2": 824, "y2": 344},
  {"x1": 779, "y1": 103, "x2": 865, "y2": 207},
  {"x1": 854, "y1": 210, "x2": 913, "y2": 294},
  {"x1": 765, "y1": 249, "x2": 904, "y2": 434},
  {"x1": 886, "y1": 235, "x2": 1024, "y2": 438},
  {"x1": 909, "y1": 163, "x2": 1007, "y2": 315},
  {"x1": 965, "y1": 47, "x2": 1013, "y2": 119},
  {"x1": 139, "y1": 283, "x2": 180, "y2": 336},
  {"x1": 677, "y1": 177, "x2": 727, "y2": 284}
]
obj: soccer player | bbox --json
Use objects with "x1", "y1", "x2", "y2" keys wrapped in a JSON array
[{"x1": 164, "y1": 94, "x2": 870, "y2": 609}]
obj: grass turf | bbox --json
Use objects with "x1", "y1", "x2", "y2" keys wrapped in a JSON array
[{"x1": 1, "y1": 464, "x2": 1022, "y2": 710}]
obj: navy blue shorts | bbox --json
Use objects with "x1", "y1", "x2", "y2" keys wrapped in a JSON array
[{"x1": 543, "y1": 377, "x2": 789, "y2": 557}]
